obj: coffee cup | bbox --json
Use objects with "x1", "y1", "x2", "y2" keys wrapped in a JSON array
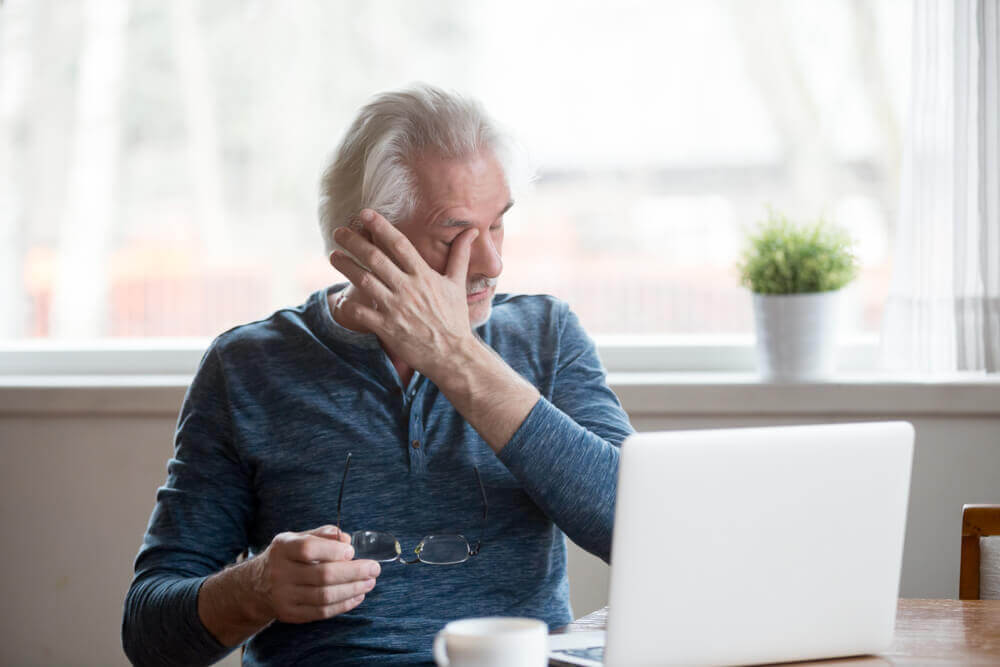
[{"x1": 432, "y1": 616, "x2": 548, "y2": 667}]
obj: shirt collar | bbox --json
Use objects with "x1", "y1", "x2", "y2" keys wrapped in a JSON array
[{"x1": 311, "y1": 283, "x2": 382, "y2": 350}]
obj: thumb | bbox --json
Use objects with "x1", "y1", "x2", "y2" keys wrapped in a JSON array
[{"x1": 445, "y1": 228, "x2": 479, "y2": 282}]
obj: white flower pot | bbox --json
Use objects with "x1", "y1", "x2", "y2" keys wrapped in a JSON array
[{"x1": 752, "y1": 290, "x2": 841, "y2": 382}]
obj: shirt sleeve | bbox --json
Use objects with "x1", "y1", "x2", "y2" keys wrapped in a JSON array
[
  {"x1": 497, "y1": 303, "x2": 634, "y2": 563},
  {"x1": 122, "y1": 343, "x2": 251, "y2": 666}
]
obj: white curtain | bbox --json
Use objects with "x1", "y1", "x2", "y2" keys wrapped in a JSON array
[{"x1": 883, "y1": 0, "x2": 1000, "y2": 373}]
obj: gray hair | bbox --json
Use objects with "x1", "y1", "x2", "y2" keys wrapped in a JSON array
[{"x1": 318, "y1": 84, "x2": 517, "y2": 255}]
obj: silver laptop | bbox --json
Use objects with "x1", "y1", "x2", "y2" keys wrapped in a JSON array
[{"x1": 549, "y1": 421, "x2": 914, "y2": 666}]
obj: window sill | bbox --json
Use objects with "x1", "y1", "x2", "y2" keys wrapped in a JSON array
[
  {"x1": 2, "y1": 373, "x2": 998, "y2": 417},
  {"x1": 607, "y1": 372, "x2": 1000, "y2": 416}
]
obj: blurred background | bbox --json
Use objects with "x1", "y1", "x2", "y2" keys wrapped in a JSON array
[{"x1": 0, "y1": 0, "x2": 911, "y2": 341}]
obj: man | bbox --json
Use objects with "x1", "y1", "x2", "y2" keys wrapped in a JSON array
[{"x1": 122, "y1": 84, "x2": 633, "y2": 666}]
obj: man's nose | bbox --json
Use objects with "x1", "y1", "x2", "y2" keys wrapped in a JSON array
[{"x1": 469, "y1": 229, "x2": 502, "y2": 278}]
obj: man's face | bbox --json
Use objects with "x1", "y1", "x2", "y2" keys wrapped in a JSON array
[{"x1": 394, "y1": 150, "x2": 511, "y2": 328}]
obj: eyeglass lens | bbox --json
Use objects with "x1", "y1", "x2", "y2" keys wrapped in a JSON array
[{"x1": 352, "y1": 530, "x2": 471, "y2": 565}]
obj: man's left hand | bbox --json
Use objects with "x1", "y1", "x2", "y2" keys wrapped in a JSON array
[{"x1": 330, "y1": 208, "x2": 480, "y2": 380}]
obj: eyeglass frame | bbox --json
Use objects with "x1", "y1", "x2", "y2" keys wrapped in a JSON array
[{"x1": 335, "y1": 452, "x2": 489, "y2": 564}]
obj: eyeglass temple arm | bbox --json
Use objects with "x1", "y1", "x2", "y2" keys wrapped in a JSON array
[
  {"x1": 336, "y1": 452, "x2": 353, "y2": 535},
  {"x1": 470, "y1": 466, "x2": 488, "y2": 556}
]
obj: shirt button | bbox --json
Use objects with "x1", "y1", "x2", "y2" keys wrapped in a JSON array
[{"x1": 411, "y1": 439, "x2": 421, "y2": 449}]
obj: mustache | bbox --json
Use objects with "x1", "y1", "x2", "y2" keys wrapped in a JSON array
[{"x1": 467, "y1": 276, "x2": 498, "y2": 295}]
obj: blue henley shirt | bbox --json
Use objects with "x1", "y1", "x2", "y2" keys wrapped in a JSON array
[{"x1": 122, "y1": 284, "x2": 633, "y2": 666}]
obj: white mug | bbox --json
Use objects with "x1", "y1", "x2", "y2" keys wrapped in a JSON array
[{"x1": 433, "y1": 617, "x2": 548, "y2": 667}]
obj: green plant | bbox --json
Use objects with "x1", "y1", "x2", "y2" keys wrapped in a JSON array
[{"x1": 737, "y1": 210, "x2": 859, "y2": 294}]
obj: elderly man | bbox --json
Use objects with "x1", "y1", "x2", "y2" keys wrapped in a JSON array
[{"x1": 122, "y1": 84, "x2": 633, "y2": 666}]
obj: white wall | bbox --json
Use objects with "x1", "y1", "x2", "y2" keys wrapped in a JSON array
[
  {"x1": 0, "y1": 414, "x2": 179, "y2": 667},
  {"x1": 1, "y1": 381, "x2": 998, "y2": 666}
]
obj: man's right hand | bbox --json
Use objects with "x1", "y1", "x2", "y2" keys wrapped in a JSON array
[
  {"x1": 254, "y1": 524, "x2": 381, "y2": 623},
  {"x1": 198, "y1": 524, "x2": 381, "y2": 647}
]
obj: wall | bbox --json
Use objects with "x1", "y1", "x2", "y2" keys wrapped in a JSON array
[{"x1": 1, "y1": 379, "x2": 998, "y2": 666}]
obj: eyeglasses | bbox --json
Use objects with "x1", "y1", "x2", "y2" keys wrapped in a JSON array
[{"x1": 335, "y1": 452, "x2": 489, "y2": 565}]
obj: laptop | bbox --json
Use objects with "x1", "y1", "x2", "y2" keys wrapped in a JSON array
[{"x1": 549, "y1": 421, "x2": 914, "y2": 666}]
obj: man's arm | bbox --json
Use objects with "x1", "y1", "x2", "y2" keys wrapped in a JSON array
[
  {"x1": 432, "y1": 308, "x2": 631, "y2": 562},
  {"x1": 122, "y1": 345, "x2": 253, "y2": 666},
  {"x1": 489, "y1": 303, "x2": 632, "y2": 561},
  {"x1": 123, "y1": 346, "x2": 380, "y2": 666},
  {"x1": 126, "y1": 527, "x2": 377, "y2": 665},
  {"x1": 432, "y1": 334, "x2": 541, "y2": 453}
]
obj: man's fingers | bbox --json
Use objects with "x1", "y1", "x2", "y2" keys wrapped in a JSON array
[
  {"x1": 277, "y1": 532, "x2": 355, "y2": 563},
  {"x1": 338, "y1": 298, "x2": 387, "y2": 333},
  {"x1": 359, "y1": 208, "x2": 424, "y2": 275},
  {"x1": 330, "y1": 250, "x2": 393, "y2": 305},
  {"x1": 446, "y1": 228, "x2": 479, "y2": 282},
  {"x1": 303, "y1": 525, "x2": 350, "y2": 542},
  {"x1": 334, "y1": 217, "x2": 407, "y2": 289},
  {"x1": 291, "y1": 577, "x2": 377, "y2": 607},
  {"x1": 288, "y1": 559, "x2": 381, "y2": 586}
]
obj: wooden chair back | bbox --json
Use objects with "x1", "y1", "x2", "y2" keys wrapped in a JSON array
[{"x1": 960, "y1": 504, "x2": 1000, "y2": 599}]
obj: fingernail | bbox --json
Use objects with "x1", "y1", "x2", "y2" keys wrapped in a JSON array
[
  {"x1": 354, "y1": 594, "x2": 365, "y2": 603},
  {"x1": 364, "y1": 578, "x2": 376, "y2": 590},
  {"x1": 345, "y1": 546, "x2": 355, "y2": 560},
  {"x1": 361, "y1": 209, "x2": 374, "y2": 222},
  {"x1": 367, "y1": 563, "x2": 380, "y2": 577}
]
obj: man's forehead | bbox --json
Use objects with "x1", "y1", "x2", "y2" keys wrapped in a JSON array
[{"x1": 410, "y1": 151, "x2": 510, "y2": 220}]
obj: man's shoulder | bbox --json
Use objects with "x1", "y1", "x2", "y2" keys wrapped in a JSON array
[
  {"x1": 209, "y1": 290, "x2": 323, "y2": 360},
  {"x1": 483, "y1": 292, "x2": 581, "y2": 356},
  {"x1": 483, "y1": 293, "x2": 596, "y2": 381},
  {"x1": 489, "y1": 292, "x2": 569, "y2": 329}
]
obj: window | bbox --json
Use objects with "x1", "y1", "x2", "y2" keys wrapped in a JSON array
[{"x1": 1, "y1": 0, "x2": 910, "y2": 354}]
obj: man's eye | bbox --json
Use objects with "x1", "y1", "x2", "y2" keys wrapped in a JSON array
[{"x1": 442, "y1": 223, "x2": 500, "y2": 247}]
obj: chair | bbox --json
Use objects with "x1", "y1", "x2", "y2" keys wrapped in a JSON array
[{"x1": 960, "y1": 504, "x2": 1000, "y2": 599}]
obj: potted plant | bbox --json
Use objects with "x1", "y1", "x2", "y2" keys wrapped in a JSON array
[{"x1": 737, "y1": 210, "x2": 859, "y2": 381}]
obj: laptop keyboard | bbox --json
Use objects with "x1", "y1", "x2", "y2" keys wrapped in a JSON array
[{"x1": 558, "y1": 646, "x2": 606, "y2": 661}]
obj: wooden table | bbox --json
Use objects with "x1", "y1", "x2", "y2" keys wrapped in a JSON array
[{"x1": 552, "y1": 599, "x2": 1000, "y2": 665}]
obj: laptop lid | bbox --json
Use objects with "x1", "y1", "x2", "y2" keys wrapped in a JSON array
[{"x1": 604, "y1": 421, "x2": 913, "y2": 666}]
